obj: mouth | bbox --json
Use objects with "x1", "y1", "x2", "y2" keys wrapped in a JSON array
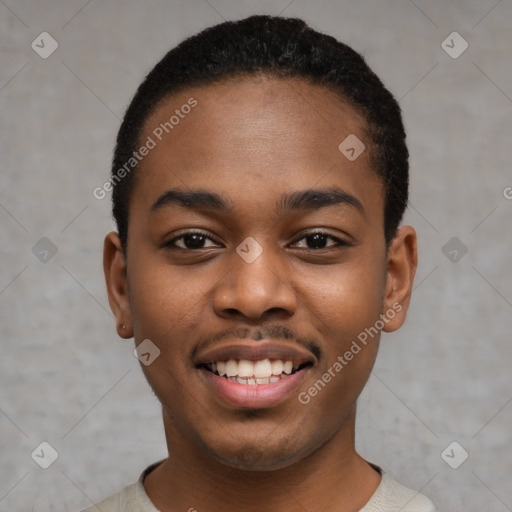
[
  {"x1": 199, "y1": 358, "x2": 313, "y2": 385},
  {"x1": 194, "y1": 341, "x2": 317, "y2": 409}
]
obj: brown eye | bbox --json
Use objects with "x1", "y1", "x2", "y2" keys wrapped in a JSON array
[
  {"x1": 291, "y1": 232, "x2": 348, "y2": 250},
  {"x1": 166, "y1": 231, "x2": 220, "y2": 250}
]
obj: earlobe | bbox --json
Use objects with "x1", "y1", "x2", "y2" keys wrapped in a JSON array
[
  {"x1": 103, "y1": 232, "x2": 133, "y2": 338},
  {"x1": 382, "y1": 225, "x2": 418, "y2": 333}
]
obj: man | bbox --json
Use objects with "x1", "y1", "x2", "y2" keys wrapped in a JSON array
[{"x1": 84, "y1": 15, "x2": 437, "y2": 511}]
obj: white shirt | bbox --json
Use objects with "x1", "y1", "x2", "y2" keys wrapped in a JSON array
[{"x1": 80, "y1": 460, "x2": 437, "y2": 512}]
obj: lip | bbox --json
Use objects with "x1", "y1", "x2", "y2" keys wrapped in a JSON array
[
  {"x1": 199, "y1": 366, "x2": 311, "y2": 409},
  {"x1": 194, "y1": 340, "x2": 315, "y2": 367}
]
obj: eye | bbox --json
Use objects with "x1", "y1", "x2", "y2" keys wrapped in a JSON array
[
  {"x1": 290, "y1": 231, "x2": 349, "y2": 250},
  {"x1": 166, "y1": 230, "x2": 221, "y2": 250}
]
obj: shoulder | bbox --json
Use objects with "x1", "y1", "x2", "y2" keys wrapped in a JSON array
[
  {"x1": 80, "y1": 490, "x2": 120, "y2": 512},
  {"x1": 361, "y1": 470, "x2": 437, "y2": 512},
  {"x1": 79, "y1": 482, "x2": 138, "y2": 512},
  {"x1": 77, "y1": 459, "x2": 165, "y2": 512}
]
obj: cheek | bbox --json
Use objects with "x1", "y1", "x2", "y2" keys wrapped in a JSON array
[
  {"x1": 126, "y1": 260, "x2": 206, "y2": 410},
  {"x1": 299, "y1": 256, "x2": 387, "y2": 344},
  {"x1": 293, "y1": 255, "x2": 384, "y2": 405},
  {"x1": 127, "y1": 256, "x2": 209, "y2": 344}
]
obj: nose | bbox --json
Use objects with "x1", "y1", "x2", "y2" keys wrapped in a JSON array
[{"x1": 212, "y1": 243, "x2": 297, "y2": 321}]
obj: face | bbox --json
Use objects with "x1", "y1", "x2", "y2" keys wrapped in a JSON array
[{"x1": 104, "y1": 77, "x2": 417, "y2": 471}]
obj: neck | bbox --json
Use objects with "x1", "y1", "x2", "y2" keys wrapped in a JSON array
[{"x1": 144, "y1": 406, "x2": 381, "y2": 512}]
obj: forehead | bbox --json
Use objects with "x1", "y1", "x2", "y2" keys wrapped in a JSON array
[{"x1": 133, "y1": 76, "x2": 383, "y2": 216}]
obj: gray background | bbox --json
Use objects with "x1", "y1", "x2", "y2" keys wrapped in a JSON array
[{"x1": 1, "y1": 0, "x2": 511, "y2": 510}]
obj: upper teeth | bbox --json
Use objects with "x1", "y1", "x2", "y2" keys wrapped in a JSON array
[{"x1": 212, "y1": 359, "x2": 295, "y2": 379}]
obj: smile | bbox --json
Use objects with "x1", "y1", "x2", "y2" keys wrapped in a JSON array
[{"x1": 203, "y1": 358, "x2": 310, "y2": 385}]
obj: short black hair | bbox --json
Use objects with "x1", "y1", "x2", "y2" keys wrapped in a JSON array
[{"x1": 111, "y1": 15, "x2": 408, "y2": 254}]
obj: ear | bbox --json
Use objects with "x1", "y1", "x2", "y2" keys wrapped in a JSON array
[
  {"x1": 103, "y1": 231, "x2": 132, "y2": 338},
  {"x1": 381, "y1": 225, "x2": 418, "y2": 332}
]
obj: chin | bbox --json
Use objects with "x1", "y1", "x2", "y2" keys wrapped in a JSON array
[
  {"x1": 212, "y1": 447, "x2": 302, "y2": 472},
  {"x1": 203, "y1": 433, "x2": 315, "y2": 472}
]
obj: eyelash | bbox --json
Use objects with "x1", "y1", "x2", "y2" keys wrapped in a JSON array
[{"x1": 165, "y1": 229, "x2": 349, "y2": 251}]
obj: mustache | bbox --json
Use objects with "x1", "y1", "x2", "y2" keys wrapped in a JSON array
[{"x1": 193, "y1": 324, "x2": 322, "y2": 361}]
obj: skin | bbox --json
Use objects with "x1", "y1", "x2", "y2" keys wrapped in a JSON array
[{"x1": 104, "y1": 76, "x2": 417, "y2": 512}]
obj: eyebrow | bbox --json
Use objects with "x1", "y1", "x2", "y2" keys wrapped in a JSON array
[
  {"x1": 150, "y1": 186, "x2": 364, "y2": 215},
  {"x1": 277, "y1": 187, "x2": 364, "y2": 215},
  {"x1": 151, "y1": 188, "x2": 231, "y2": 212}
]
